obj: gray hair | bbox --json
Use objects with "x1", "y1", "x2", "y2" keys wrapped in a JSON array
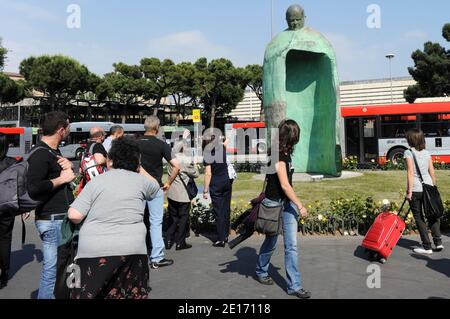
[{"x1": 144, "y1": 116, "x2": 160, "y2": 132}]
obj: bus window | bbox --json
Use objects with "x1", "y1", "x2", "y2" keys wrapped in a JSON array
[
  {"x1": 380, "y1": 115, "x2": 417, "y2": 138},
  {"x1": 6, "y1": 134, "x2": 20, "y2": 148}
]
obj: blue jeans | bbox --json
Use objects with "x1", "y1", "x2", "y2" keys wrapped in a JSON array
[
  {"x1": 35, "y1": 219, "x2": 63, "y2": 299},
  {"x1": 256, "y1": 199, "x2": 303, "y2": 294},
  {"x1": 147, "y1": 188, "x2": 165, "y2": 263}
]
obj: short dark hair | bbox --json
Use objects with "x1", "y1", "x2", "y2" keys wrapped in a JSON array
[
  {"x1": 108, "y1": 137, "x2": 140, "y2": 172},
  {"x1": 0, "y1": 133, "x2": 8, "y2": 160},
  {"x1": 278, "y1": 119, "x2": 300, "y2": 155},
  {"x1": 41, "y1": 112, "x2": 69, "y2": 136},
  {"x1": 406, "y1": 128, "x2": 426, "y2": 151},
  {"x1": 110, "y1": 125, "x2": 124, "y2": 135}
]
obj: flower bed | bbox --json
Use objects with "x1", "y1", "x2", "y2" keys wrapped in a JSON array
[{"x1": 187, "y1": 196, "x2": 450, "y2": 236}]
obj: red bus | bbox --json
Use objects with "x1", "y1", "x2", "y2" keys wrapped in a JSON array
[
  {"x1": 341, "y1": 101, "x2": 450, "y2": 164},
  {"x1": 225, "y1": 122, "x2": 267, "y2": 154}
]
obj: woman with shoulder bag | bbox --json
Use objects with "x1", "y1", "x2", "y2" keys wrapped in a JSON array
[
  {"x1": 166, "y1": 136, "x2": 199, "y2": 250},
  {"x1": 404, "y1": 129, "x2": 443, "y2": 255},
  {"x1": 254, "y1": 119, "x2": 311, "y2": 299}
]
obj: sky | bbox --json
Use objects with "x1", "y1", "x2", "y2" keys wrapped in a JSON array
[{"x1": 0, "y1": 0, "x2": 449, "y2": 81}]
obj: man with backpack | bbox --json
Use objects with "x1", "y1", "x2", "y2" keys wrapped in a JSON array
[
  {"x1": 27, "y1": 112, "x2": 75, "y2": 299},
  {"x1": 86, "y1": 127, "x2": 108, "y2": 166},
  {"x1": 0, "y1": 133, "x2": 31, "y2": 289},
  {"x1": 78, "y1": 127, "x2": 108, "y2": 191}
]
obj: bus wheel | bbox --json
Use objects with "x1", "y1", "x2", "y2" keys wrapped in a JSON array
[
  {"x1": 76, "y1": 148, "x2": 84, "y2": 160},
  {"x1": 388, "y1": 148, "x2": 405, "y2": 164}
]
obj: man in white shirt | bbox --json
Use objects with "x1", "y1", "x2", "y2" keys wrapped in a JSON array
[{"x1": 103, "y1": 125, "x2": 124, "y2": 153}]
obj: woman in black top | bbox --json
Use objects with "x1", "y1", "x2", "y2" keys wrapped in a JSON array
[
  {"x1": 203, "y1": 134, "x2": 233, "y2": 247},
  {"x1": 254, "y1": 119, "x2": 311, "y2": 299}
]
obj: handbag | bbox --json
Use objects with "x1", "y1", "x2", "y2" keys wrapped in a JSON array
[
  {"x1": 178, "y1": 173, "x2": 198, "y2": 201},
  {"x1": 254, "y1": 177, "x2": 283, "y2": 236},
  {"x1": 410, "y1": 149, "x2": 444, "y2": 219}
]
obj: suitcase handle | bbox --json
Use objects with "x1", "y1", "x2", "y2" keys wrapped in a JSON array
[{"x1": 399, "y1": 198, "x2": 411, "y2": 222}]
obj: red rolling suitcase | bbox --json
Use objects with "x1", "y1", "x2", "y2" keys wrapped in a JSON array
[{"x1": 362, "y1": 199, "x2": 410, "y2": 262}]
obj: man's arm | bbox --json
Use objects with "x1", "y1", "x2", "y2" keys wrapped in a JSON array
[
  {"x1": 163, "y1": 158, "x2": 180, "y2": 191},
  {"x1": 92, "y1": 143, "x2": 107, "y2": 165},
  {"x1": 27, "y1": 152, "x2": 75, "y2": 198},
  {"x1": 94, "y1": 153, "x2": 107, "y2": 165}
]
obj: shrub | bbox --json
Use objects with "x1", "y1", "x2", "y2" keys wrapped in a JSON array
[{"x1": 343, "y1": 156, "x2": 358, "y2": 171}]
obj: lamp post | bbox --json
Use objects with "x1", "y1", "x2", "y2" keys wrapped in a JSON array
[
  {"x1": 270, "y1": 0, "x2": 274, "y2": 39},
  {"x1": 386, "y1": 54, "x2": 395, "y2": 104}
]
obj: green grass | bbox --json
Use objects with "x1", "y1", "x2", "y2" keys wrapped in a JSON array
[{"x1": 188, "y1": 171, "x2": 450, "y2": 207}]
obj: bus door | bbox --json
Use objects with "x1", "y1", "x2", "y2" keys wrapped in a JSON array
[
  {"x1": 345, "y1": 117, "x2": 378, "y2": 162},
  {"x1": 421, "y1": 113, "x2": 450, "y2": 161}
]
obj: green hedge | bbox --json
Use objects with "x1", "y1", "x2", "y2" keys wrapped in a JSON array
[{"x1": 186, "y1": 196, "x2": 450, "y2": 236}]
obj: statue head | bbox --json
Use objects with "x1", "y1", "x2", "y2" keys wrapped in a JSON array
[{"x1": 286, "y1": 5, "x2": 305, "y2": 30}]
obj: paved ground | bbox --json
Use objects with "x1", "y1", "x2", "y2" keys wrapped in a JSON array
[{"x1": 0, "y1": 217, "x2": 449, "y2": 299}]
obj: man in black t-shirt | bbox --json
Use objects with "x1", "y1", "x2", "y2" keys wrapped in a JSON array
[
  {"x1": 27, "y1": 111, "x2": 75, "y2": 299},
  {"x1": 138, "y1": 116, "x2": 180, "y2": 269},
  {"x1": 86, "y1": 127, "x2": 108, "y2": 166}
]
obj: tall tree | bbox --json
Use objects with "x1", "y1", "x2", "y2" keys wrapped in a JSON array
[
  {"x1": 0, "y1": 73, "x2": 25, "y2": 104},
  {"x1": 0, "y1": 40, "x2": 25, "y2": 104},
  {"x1": 404, "y1": 24, "x2": 450, "y2": 103},
  {"x1": 244, "y1": 64, "x2": 263, "y2": 117},
  {"x1": 97, "y1": 62, "x2": 150, "y2": 123},
  {"x1": 170, "y1": 62, "x2": 202, "y2": 124},
  {"x1": 19, "y1": 55, "x2": 91, "y2": 111},
  {"x1": 140, "y1": 58, "x2": 178, "y2": 116},
  {"x1": 194, "y1": 58, "x2": 248, "y2": 128},
  {"x1": 0, "y1": 38, "x2": 7, "y2": 71}
]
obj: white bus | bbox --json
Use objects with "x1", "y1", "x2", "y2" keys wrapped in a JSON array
[{"x1": 66, "y1": 122, "x2": 146, "y2": 159}]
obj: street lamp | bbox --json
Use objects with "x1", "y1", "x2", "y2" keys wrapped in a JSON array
[
  {"x1": 385, "y1": 54, "x2": 395, "y2": 104},
  {"x1": 270, "y1": 0, "x2": 274, "y2": 39}
]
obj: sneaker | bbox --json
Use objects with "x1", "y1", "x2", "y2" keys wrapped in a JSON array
[
  {"x1": 255, "y1": 276, "x2": 274, "y2": 286},
  {"x1": 435, "y1": 245, "x2": 444, "y2": 252},
  {"x1": 165, "y1": 240, "x2": 174, "y2": 250},
  {"x1": 212, "y1": 241, "x2": 225, "y2": 248},
  {"x1": 413, "y1": 248, "x2": 433, "y2": 255},
  {"x1": 176, "y1": 243, "x2": 192, "y2": 251},
  {"x1": 150, "y1": 258, "x2": 174, "y2": 269},
  {"x1": 288, "y1": 288, "x2": 312, "y2": 299}
]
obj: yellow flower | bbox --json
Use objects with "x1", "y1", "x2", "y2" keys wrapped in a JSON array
[
  {"x1": 163, "y1": 203, "x2": 168, "y2": 209},
  {"x1": 300, "y1": 219, "x2": 305, "y2": 225}
]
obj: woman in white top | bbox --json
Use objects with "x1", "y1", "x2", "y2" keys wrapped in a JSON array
[{"x1": 404, "y1": 129, "x2": 443, "y2": 255}]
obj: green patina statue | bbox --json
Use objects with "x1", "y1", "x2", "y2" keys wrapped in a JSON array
[{"x1": 263, "y1": 4, "x2": 342, "y2": 177}]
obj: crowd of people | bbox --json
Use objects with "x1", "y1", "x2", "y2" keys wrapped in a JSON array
[{"x1": 0, "y1": 111, "x2": 445, "y2": 299}]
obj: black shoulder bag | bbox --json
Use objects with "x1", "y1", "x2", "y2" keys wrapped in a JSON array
[
  {"x1": 178, "y1": 173, "x2": 198, "y2": 201},
  {"x1": 410, "y1": 149, "x2": 444, "y2": 219},
  {"x1": 254, "y1": 177, "x2": 284, "y2": 236}
]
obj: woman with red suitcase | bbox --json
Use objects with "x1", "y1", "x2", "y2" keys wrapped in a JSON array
[{"x1": 404, "y1": 129, "x2": 444, "y2": 255}]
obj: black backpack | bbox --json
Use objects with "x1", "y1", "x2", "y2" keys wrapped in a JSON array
[{"x1": 0, "y1": 147, "x2": 53, "y2": 217}]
